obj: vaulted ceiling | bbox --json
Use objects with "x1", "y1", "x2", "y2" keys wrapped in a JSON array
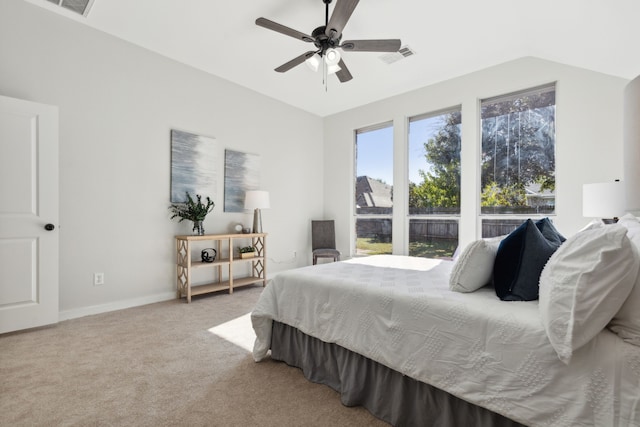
[{"x1": 23, "y1": 0, "x2": 640, "y2": 117}]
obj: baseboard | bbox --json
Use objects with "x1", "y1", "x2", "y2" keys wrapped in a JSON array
[{"x1": 58, "y1": 291, "x2": 177, "y2": 321}]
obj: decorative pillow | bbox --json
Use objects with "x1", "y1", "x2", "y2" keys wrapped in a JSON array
[
  {"x1": 536, "y1": 217, "x2": 566, "y2": 245},
  {"x1": 493, "y1": 218, "x2": 564, "y2": 301},
  {"x1": 449, "y1": 236, "x2": 504, "y2": 293},
  {"x1": 539, "y1": 225, "x2": 639, "y2": 364},
  {"x1": 579, "y1": 219, "x2": 605, "y2": 232},
  {"x1": 618, "y1": 213, "x2": 640, "y2": 241},
  {"x1": 608, "y1": 214, "x2": 640, "y2": 345}
]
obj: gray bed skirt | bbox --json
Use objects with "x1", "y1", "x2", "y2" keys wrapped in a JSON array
[{"x1": 270, "y1": 321, "x2": 527, "y2": 427}]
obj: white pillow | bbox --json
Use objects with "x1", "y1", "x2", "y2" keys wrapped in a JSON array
[
  {"x1": 609, "y1": 214, "x2": 640, "y2": 345},
  {"x1": 578, "y1": 219, "x2": 604, "y2": 232},
  {"x1": 539, "y1": 225, "x2": 639, "y2": 364},
  {"x1": 449, "y1": 236, "x2": 503, "y2": 293},
  {"x1": 617, "y1": 213, "x2": 640, "y2": 241}
]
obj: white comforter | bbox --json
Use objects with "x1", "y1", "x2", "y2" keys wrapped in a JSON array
[{"x1": 252, "y1": 255, "x2": 640, "y2": 427}]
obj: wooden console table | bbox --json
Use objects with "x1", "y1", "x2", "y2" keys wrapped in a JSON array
[{"x1": 175, "y1": 233, "x2": 267, "y2": 303}]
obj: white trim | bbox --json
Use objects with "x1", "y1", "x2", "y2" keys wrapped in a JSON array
[
  {"x1": 58, "y1": 291, "x2": 176, "y2": 321},
  {"x1": 58, "y1": 275, "x2": 276, "y2": 321}
]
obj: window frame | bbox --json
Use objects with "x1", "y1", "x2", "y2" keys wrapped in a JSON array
[
  {"x1": 406, "y1": 106, "x2": 462, "y2": 258},
  {"x1": 353, "y1": 121, "x2": 394, "y2": 256},
  {"x1": 479, "y1": 83, "x2": 557, "y2": 237}
]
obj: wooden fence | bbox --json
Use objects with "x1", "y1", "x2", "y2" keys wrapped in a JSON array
[{"x1": 357, "y1": 218, "x2": 527, "y2": 241}]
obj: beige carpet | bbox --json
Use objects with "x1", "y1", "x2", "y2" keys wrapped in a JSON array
[{"x1": 0, "y1": 286, "x2": 388, "y2": 426}]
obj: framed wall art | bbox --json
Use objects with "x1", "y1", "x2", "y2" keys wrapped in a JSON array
[
  {"x1": 224, "y1": 149, "x2": 260, "y2": 212},
  {"x1": 170, "y1": 129, "x2": 217, "y2": 203}
]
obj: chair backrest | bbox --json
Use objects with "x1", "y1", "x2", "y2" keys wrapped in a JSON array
[{"x1": 311, "y1": 220, "x2": 336, "y2": 250}]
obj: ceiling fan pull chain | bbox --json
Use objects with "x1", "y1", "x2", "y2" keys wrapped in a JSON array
[{"x1": 323, "y1": 60, "x2": 328, "y2": 92}]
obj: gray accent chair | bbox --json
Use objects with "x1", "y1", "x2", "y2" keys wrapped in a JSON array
[{"x1": 312, "y1": 220, "x2": 341, "y2": 265}]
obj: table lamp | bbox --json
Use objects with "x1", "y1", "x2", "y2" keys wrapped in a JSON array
[
  {"x1": 583, "y1": 180, "x2": 626, "y2": 223},
  {"x1": 244, "y1": 190, "x2": 270, "y2": 233}
]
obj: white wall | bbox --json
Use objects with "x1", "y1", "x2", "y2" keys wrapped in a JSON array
[
  {"x1": 0, "y1": 0, "x2": 324, "y2": 318},
  {"x1": 324, "y1": 57, "x2": 629, "y2": 256},
  {"x1": 625, "y1": 74, "x2": 640, "y2": 215}
]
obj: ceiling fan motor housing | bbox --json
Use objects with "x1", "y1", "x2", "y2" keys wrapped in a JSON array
[{"x1": 311, "y1": 26, "x2": 341, "y2": 55}]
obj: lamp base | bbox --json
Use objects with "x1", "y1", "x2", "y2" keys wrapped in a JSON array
[{"x1": 252, "y1": 208, "x2": 262, "y2": 233}]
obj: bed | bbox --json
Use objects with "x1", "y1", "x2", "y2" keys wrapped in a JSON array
[{"x1": 252, "y1": 224, "x2": 640, "y2": 426}]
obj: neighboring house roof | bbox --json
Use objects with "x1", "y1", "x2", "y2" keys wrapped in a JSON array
[
  {"x1": 525, "y1": 183, "x2": 555, "y2": 205},
  {"x1": 356, "y1": 176, "x2": 393, "y2": 208}
]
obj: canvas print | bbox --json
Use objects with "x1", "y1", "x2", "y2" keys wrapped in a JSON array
[
  {"x1": 170, "y1": 129, "x2": 217, "y2": 203},
  {"x1": 224, "y1": 150, "x2": 260, "y2": 212}
]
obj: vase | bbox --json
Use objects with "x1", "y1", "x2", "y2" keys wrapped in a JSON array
[{"x1": 192, "y1": 220, "x2": 204, "y2": 236}]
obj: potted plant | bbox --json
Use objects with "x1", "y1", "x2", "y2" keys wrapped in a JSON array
[
  {"x1": 169, "y1": 192, "x2": 215, "y2": 235},
  {"x1": 239, "y1": 246, "x2": 256, "y2": 259}
]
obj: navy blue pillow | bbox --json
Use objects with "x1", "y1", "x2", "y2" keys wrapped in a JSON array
[
  {"x1": 493, "y1": 218, "x2": 564, "y2": 301},
  {"x1": 536, "y1": 217, "x2": 566, "y2": 245}
]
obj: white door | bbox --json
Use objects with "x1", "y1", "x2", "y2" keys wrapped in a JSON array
[{"x1": 0, "y1": 95, "x2": 59, "y2": 334}]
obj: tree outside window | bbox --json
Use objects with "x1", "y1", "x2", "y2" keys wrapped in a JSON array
[
  {"x1": 479, "y1": 84, "x2": 556, "y2": 237},
  {"x1": 408, "y1": 108, "x2": 461, "y2": 258},
  {"x1": 480, "y1": 85, "x2": 556, "y2": 216}
]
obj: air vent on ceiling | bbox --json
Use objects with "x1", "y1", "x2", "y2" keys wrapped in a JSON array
[
  {"x1": 379, "y1": 46, "x2": 416, "y2": 65},
  {"x1": 45, "y1": 0, "x2": 94, "y2": 17}
]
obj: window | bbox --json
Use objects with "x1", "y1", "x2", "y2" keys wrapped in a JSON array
[
  {"x1": 480, "y1": 84, "x2": 556, "y2": 236},
  {"x1": 354, "y1": 123, "x2": 393, "y2": 255},
  {"x1": 408, "y1": 108, "x2": 461, "y2": 258}
]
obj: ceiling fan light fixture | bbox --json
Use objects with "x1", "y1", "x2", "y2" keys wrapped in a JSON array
[
  {"x1": 305, "y1": 53, "x2": 321, "y2": 72},
  {"x1": 324, "y1": 48, "x2": 341, "y2": 66},
  {"x1": 327, "y1": 63, "x2": 342, "y2": 75}
]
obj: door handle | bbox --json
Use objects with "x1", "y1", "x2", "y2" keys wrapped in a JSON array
[{"x1": 44, "y1": 223, "x2": 55, "y2": 231}]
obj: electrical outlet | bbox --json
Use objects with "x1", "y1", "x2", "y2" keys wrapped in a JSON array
[
  {"x1": 93, "y1": 272, "x2": 104, "y2": 286},
  {"x1": 293, "y1": 251, "x2": 297, "y2": 258}
]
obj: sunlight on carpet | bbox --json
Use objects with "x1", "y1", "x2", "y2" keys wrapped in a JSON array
[{"x1": 208, "y1": 312, "x2": 255, "y2": 352}]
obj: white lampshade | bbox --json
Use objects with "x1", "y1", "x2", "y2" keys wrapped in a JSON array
[
  {"x1": 324, "y1": 48, "x2": 341, "y2": 66},
  {"x1": 305, "y1": 53, "x2": 321, "y2": 72},
  {"x1": 244, "y1": 190, "x2": 270, "y2": 210},
  {"x1": 327, "y1": 63, "x2": 341, "y2": 75},
  {"x1": 583, "y1": 181, "x2": 626, "y2": 219}
]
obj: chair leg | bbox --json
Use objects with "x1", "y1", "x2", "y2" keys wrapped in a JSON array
[{"x1": 313, "y1": 255, "x2": 317, "y2": 265}]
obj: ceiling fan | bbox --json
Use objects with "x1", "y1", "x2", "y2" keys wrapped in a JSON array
[{"x1": 255, "y1": 0, "x2": 401, "y2": 83}]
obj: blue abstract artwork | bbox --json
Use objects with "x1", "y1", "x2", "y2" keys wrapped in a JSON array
[
  {"x1": 170, "y1": 129, "x2": 217, "y2": 203},
  {"x1": 224, "y1": 150, "x2": 260, "y2": 212}
]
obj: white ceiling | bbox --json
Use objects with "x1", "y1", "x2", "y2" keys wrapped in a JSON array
[{"x1": 24, "y1": 0, "x2": 640, "y2": 117}]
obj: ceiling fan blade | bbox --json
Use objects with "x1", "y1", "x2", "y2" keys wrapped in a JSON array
[
  {"x1": 325, "y1": 0, "x2": 359, "y2": 39},
  {"x1": 256, "y1": 17, "x2": 315, "y2": 43},
  {"x1": 275, "y1": 51, "x2": 317, "y2": 73},
  {"x1": 341, "y1": 39, "x2": 401, "y2": 52},
  {"x1": 335, "y1": 59, "x2": 353, "y2": 83}
]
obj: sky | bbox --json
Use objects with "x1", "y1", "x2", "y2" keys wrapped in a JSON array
[{"x1": 356, "y1": 116, "x2": 444, "y2": 186}]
